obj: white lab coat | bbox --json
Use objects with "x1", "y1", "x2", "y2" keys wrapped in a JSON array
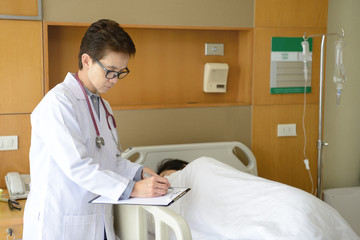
[{"x1": 23, "y1": 72, "x2": 141, "y2": 240}]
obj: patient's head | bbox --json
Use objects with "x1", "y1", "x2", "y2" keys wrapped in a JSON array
[{"x1": 157, "y1": 159, "x2": 189, "y2": 177}]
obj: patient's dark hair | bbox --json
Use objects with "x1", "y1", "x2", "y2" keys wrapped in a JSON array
[{"x1": 157, "y1": 159, "x2": 189, "y2": 175}]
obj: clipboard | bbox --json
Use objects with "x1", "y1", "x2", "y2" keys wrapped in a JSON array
[{"x1": 89, "y1": 187, "x2": 190, "y2": 206}]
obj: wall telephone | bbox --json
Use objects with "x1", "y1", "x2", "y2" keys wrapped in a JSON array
[{"x1": 5, "y1": 172, "x2": 30, "y2": 199}]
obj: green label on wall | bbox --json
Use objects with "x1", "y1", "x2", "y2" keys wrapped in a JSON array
[
  {"x1": 271, "y1": 37, "x2": 313, "y2": 52},
  {"x1": 270, "y1": 37, "x2": 313, "y2": 94}
]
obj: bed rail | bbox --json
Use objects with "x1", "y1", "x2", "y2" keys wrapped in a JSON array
[
  {"x1": 114, "y1": 205, "x2": 191, "y2": 240},
  {"x1": 122, "y1": 141, "x2": 257, "y2": 176}
]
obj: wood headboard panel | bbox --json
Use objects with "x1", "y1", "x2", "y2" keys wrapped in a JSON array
[{"x1": 45, "y1": 23, "x2": 253, "y2": 109}]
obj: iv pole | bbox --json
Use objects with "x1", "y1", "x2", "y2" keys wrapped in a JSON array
[{"x1": 303, "y1": 29, "x2": 345, "y2": 199}]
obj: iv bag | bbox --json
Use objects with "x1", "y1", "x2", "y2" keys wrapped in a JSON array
[
  {"x1": 301, "y1": 40, "x2": 310, "y2": 81},
  {"x1": 333, "y1": 38, "x2": 346, "y2": 105}
]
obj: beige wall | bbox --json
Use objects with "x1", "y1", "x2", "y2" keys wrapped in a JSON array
[
  {"x1": 114, "y1": 106, "x2": 252, "y2": 151},
  {"x1": 42, "y1": 0, "x2": 254, "y2": 27},
  {"x1": 323, "y1": 0, "x2": 360, "y2": 188}
]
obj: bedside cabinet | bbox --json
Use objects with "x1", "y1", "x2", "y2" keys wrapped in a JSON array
[{"x1": 0, "y1": 190, "x2": 25, "y2": 239}]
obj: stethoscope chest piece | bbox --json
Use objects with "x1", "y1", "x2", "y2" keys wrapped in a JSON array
[{"x1": 96, "y1": 136, "x2": 105, "y2": 148}]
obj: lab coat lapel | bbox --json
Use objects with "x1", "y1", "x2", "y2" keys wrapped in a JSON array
[
  {"x1": 65, "y1": 72, "x2": 102, "y2": 126},
  {"x1": 64, "y1": 72, "x2": 86, "y2": 100}
]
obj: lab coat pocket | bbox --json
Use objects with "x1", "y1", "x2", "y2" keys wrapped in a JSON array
[{"x1": 63, "y1": 214, "x2": 97, "y2": 240}]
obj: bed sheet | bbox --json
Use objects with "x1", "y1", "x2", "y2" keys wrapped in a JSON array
[{"x1": 165, "y1": 157, "x2": 360, "y2": 240}]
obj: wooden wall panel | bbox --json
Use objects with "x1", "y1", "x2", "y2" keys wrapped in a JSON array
[
  {"x1": 251, "y1": 0, "x2": 328, "y2": 193},
  {"x1": 255, "y1": 0, "x2": 328, "y2": 28},
  {"x1": 252, "y1": 104, "x2": 318, "y2": 193},
  {"x1": 0, "y1": 20, "x2": 43, "y2": 114},
  {"x1": 0, "y1": 0, "x2": 38, "y2": 16},
  {"x1": 237, "y1": 30, "x2": 253, "y2": 104},
  {"x1": 0, "y1": 115, "x2": 31, "y2": 188},
  {"x1": 253, "y1": 27, "x2": 327, "y2": 106},
  {"x1": 115, "y1": 28, "x2": 242, "y2": 107},
  {"x1": 46, "y1": 25, "x2": 86, "y2": 90},
  {"x1": 46, "y1": 24, "x2": 253, "y2": 109}
]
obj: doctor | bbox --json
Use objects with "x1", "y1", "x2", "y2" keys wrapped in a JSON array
[{"x1": 23, "y1": 19, "x2": 170, "y2": 240}]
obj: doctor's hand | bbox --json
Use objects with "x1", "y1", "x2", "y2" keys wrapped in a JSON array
[{"x1": 131, "y1": 172, "x2": 171, "y2": 198}]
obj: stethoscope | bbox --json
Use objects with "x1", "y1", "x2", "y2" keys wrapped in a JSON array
[{"x1": 75, "y1": 73, "x2": 121, "y2": 153}]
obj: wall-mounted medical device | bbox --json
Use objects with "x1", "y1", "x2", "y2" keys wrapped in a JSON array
[{"x1": 203, "y1": 63, "x2": 229, "y2": 93}]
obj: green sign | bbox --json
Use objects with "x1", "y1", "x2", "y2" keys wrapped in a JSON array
[{"x1": 270, "y1": 37, "x2": 313, "y2": 94}]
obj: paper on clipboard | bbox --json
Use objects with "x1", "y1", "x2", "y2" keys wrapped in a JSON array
[{"x1": 89, "y1": 187, "x2": 190, "y2": 206}]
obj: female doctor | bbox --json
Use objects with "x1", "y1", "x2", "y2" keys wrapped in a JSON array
[{"x1": 23, "y1": 19, "x2": 170, "y2": 240}]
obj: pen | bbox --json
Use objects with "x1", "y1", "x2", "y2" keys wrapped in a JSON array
[{"x1": 143, "y1": 172, "x2": 174, "y2": 190}]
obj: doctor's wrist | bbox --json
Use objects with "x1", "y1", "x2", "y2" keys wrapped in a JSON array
[{"x1": 119, "y1": 180, "x2": 134, "y2": 200}]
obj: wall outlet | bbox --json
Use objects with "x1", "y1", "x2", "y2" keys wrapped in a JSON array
[
  {"x1": 0, "y1": 135, "x2": 18, "y2": 151},
  {"x1": 277, "y1": 124, "x2": 297, "y2": 137}
]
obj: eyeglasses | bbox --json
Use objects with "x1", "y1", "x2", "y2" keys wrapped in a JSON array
[
  {"x1": 94, "y1": 58, "x2": 130, "y2": 79},
  {"x1": 8, "y1": 199, "x2": 21, "y2": 211}
]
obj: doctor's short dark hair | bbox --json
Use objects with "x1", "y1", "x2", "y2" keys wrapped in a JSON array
[
  {"x1": 78, "y1": 19, "x2": 136, "y2": 69},
  {"x1": 157, "y1": 158, "x2": 189, "y2": 175}
]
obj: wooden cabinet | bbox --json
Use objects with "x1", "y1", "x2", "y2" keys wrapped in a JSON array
[
  {"x1": 44, "y1": 23, "x2": 254, "y2": 109},
  {"x1": 0, "y1": 20, "x2": 41, "y2": 189},
  {"x1": 0, "y1": 223, "x2": 23, "y2": 239},
  {"x1": 0, "y1": 20, "x2": 43, "y2": 114},
  {"x1": 255, "y1": 0, "x2": 328, "y2": 28},
  {"x1": 0, "y1": 191, "x2": 25, "y2": 239},
  {"x1": 0, "y1": 0, "x2": 39, "y2": 17}
]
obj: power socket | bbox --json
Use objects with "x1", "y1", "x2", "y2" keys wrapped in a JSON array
[
  {"x1": 277, "y1": 124, "x2": 297, "y2": 137},
  {"x1": 0, "y1": 135, "x2": 18, "y2": 151}
]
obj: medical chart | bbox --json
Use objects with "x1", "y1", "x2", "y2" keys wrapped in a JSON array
[{"x1": 89, "y1": 187, "x2": 190, "y2": 206}]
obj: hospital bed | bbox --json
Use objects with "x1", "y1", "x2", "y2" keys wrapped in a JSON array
[
  {"x1": 114, "y1": 141, "x2": 256, "y2": 240},
  {"x1": 113, "y1": 141, "x2": 359, "y2": 240}
]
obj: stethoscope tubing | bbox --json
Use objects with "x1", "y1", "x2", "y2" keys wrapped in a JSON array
[
  {"x1": 75, "y1": 73, "x2": 118, "y2": 150},
  {"x1": 75, "y1": 73, "x2": 101, "y2": 137}
]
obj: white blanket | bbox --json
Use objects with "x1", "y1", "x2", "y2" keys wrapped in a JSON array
[{"x1": 166, "y1": 157, "x2": 359, "y2": 240}]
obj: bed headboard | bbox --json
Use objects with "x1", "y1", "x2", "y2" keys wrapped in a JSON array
[{"x1": 121, "y1": 141, "x2": 257, "y2": 176}]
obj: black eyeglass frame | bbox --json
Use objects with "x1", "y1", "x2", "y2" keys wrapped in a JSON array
[
  {"x1": 8, "y1": 199, "x2": 21, "y2": 211},
  {"x1": 93, "y1": 58, "x2": 130, "y2": 79}
]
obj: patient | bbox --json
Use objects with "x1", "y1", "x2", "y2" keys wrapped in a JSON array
[
  {"x1": 157, "y1": 158, "x2": 188, "y2": 177},
  {"x1": 155, "y1": 157, "x2": 359, "y2": 240}
]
